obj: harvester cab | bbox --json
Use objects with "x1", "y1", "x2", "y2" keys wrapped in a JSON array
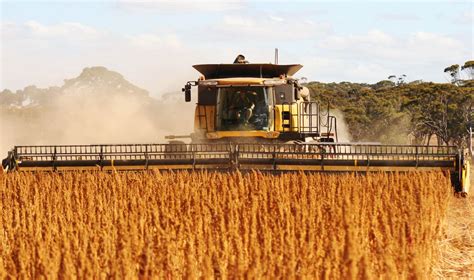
[{"x1": 181, "y1": 58, "x2": 337, "y2": 144}]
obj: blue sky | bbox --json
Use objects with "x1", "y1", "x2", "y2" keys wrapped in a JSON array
[{"x1": 1, "y1": 0, "x2": 473, "y2": 96}]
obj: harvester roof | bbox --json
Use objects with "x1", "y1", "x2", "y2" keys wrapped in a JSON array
[{"x1": 193, "y1": 63, "x2": 303, "y2": 79}]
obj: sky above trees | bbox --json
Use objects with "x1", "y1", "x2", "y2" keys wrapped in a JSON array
[{"x1": 1, "y1": 0, "x2": 472, "y2": 96}]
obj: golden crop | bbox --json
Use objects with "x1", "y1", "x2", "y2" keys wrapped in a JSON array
[{"x1": 0, "y1": 171, "x2": 451, "y2": 279}]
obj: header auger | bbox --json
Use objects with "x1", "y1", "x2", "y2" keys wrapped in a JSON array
[{"x1": 2, "y1": 54, "x2": 471, "y2": 195}]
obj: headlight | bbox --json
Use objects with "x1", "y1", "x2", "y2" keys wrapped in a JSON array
[
  {"x1": 263, "y1": 79, "x2": 285, "y2": 86},
  {"x1": 199, "y1": 80, "x2": 218, "y2": 86}
]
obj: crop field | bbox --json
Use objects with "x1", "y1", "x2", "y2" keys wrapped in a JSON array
[
  {"x1": 434, "y1": 166, "x2": 474, "y2": 278},
  {"x1": 0, "y1": 171, "x2": 452, "y2": 278}
]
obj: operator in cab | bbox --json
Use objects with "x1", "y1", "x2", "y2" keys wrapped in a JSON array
[{"x1": 229, "y1": 90, "x2": 256, "y2": 126}]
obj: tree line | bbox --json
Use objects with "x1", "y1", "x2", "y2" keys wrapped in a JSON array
[{"x1": 306, "y1": 60, "x2": 474, "y2": 147}]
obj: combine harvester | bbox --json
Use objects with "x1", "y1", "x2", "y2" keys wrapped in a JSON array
[{"x1": 2, "y1": 54, "x2": 470, "y2": 195}]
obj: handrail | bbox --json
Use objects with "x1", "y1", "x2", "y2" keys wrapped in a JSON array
[{"x1": 11, "y1": 143, "x2": 459, "y2": 164}]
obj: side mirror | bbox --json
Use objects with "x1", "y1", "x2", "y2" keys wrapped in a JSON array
[
  {"x1": 182, "y1": 83, "x2": 192, "y2": 102},
  {"x1": 185, "y1": 89, "x2": 191, "y2": 102}
]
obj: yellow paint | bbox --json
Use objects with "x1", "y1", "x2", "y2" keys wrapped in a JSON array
[
  {"x1": 462, "y1": 160, "x2": 470, "y2": 194},
  {"x1": 274, "y1": 106, "x2": 282, "y2": 131},
  {"x1": 206, "y1": 131, "x2": 280, "y2": 139},
  {"x1": 274, "y1": 103, "x2": 299, "y2": 132},
  {"x1": 111, "y1": 159, "x2": 117, "y2": 173},
  {"x1": 214, "y1": 78, "x2": 264, "y2": 85},
  {"x1": 194, "y1": 105, "x2": 215, "y2": 132}
]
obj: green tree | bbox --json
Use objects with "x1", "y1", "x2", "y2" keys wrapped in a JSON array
[
  {"x1": 461, "y1": 60, "x2": 474, "y2": 80},
  {"x1": 443, "y1": 64, "x2": 460, "y2": 84}
]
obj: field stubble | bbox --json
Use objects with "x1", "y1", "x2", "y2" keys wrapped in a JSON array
[
  {"x1": 0, "y1": 171, "x2": 452, "y2": 279},
  {"x1": 434, "y1": 166, "x2": 474, "y2": 278}
]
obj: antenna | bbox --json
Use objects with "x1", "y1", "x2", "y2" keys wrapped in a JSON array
[{"x1": 274, "y1": 48, "x2": 279, "y2": 64}]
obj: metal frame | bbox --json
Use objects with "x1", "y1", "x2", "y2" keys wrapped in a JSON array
[
  {"x1": 278, "y1": 102, "x2": 337, "y2": 140},
  {"x1": 4, "y1": 143, "x2": 459, "y2": 172}
]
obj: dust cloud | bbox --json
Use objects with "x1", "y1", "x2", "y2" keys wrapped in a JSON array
[
  {"x1": 330, "y1": 109, "x2": 352, "y2": 143},
  {"x1": 0, "y1": 91, "x2": 195, "y2": 156},
  {"x1": 0, "y1": 95, "x2": 355, "y2": 157}
]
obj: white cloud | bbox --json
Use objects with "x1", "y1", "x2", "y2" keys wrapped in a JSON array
[
  {"x1": 318, "y1": 30, "x2": 466, "y2": 62},
  {"x1": 23, "y1": 21, "x2": 100, "y2": 40},
  {"x1": 214, "y1": 14, "x2": 332, "y2": 40},
  {"x1": 377, "y1": 13, "x2": 420, "y2": 21},
  {"x1": 117, "y1": 0, "x2": 246, "y2": 12},
  {"x1": 223, "y1": 15, "x2": 255, "y2": 28},
  {"x1": 407, "y1": 31, "x2": 461, "y2": 50},
  {"x1": 127, "y1": 33, "x2": 181, "y2": 48},
  {"x1": 0, "y1": 20, "x2": 192, "y2": 93},
  {"x1": 0, "y1": 21, "x2": 18, "y2": 34},
  {"x1": 269, "y1": 15, "x2": 284, "y2": 22},
  {"x1": 299, "y1": 56, "x2": 394, "y2": 83},
  {"x1": 453, "y1": 10, "x2": 474, "y2": 24},
  {"x1": 319, "y1": 29, "x2": 396, "y2": 49},
  {"x1": 307, "y1": 29, "x2": 470, "y2": 83},
  {"x1": 1, "y1": 12, "x2": 471, "y2": 95}
]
